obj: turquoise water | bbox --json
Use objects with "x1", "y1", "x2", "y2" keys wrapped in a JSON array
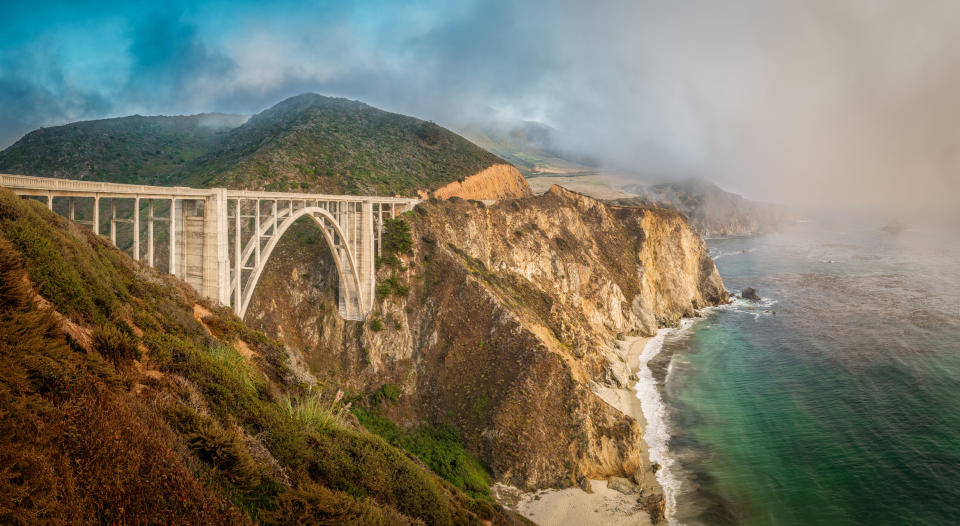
[{"x1": 661, "y1": 218, "x2": 960, "y2": 525}]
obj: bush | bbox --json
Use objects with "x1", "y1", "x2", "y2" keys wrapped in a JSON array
[
  {"x1": 281, "y1": 390, "x2": 350, "y2": 433},
  {"x1": 353, "y1": 408, "x2": 492, "y2": 501},
  {"x1": 165, "y1": 404, "x2": 261, "y2": 489},
  {"x1": 375, "y1": 274, "x2": 410, "y2": 300},
  {"x1": 373, "y1": 383, "x2": 401, "y2": 406},
  {"x1": 369, "y1": 317, "x2": 384, "y2": 332},
  {"x1": 261, "y1": 482, "x2": 414, "y2": 526},
  {"x1": 382, "y1": 219, "x2": 412, "y2": 259},
  {"x1": 92, "y1": 324, "x2": 140, "y2": 364}
]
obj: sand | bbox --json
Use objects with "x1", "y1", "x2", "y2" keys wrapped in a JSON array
[{"x1": 495, "y1": 479, "x2": 653, "y2": 526}]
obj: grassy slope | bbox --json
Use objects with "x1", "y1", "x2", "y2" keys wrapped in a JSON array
[
  {"x1": 0, "y1": 94, "x2": 507, "y2": 197},
  {"x1": 0, "y1": 114, "x2": 245, "y2": 185},
  {"x1": 0, "y1": 187, "x2": 527, "y2": 525}
]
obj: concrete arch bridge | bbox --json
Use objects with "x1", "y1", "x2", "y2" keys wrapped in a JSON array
[{"x1": 0, "y1": 174, "x2": 419, "y2": 320}]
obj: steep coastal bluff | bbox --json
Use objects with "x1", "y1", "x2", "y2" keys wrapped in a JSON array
[{"x1": 246, "y1": 185, "x2": 728, "y2": 521}]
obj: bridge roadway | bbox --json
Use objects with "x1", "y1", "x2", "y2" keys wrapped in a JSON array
[{"x1": 0, "y1": 174, "x2": 419, "y2": 320}]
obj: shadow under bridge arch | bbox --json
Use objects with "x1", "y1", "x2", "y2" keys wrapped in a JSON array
[{"x1": 236, "y1": 206, "x2": 367, "y2": 321}]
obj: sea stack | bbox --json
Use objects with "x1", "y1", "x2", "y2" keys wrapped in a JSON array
[{"x1": 741, "y1": 287, "x2": 761, "y2": 301}]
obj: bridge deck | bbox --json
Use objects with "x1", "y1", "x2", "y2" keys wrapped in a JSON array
[{"x1": 0, "y1": 173, "x2": 418, "y2": 204}]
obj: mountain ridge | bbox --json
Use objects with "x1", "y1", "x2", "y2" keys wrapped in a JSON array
[{"x1": 0, "y1": 94, "x2": 526, "y2": 198}]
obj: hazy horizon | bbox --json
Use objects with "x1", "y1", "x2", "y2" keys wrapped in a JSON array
[{"x1": 3, "y1": 0, "x2": 960, "y2": 213}]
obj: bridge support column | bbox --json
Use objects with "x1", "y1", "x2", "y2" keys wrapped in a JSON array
[
  {"x1": 170, "y1": 198, "x2": 178, "y2": 278},
  {"x1": 133, "y1": 197, "x2": 140, "y2": 261},
  {"x1": 110, "y1": 199, "x2": 117, "y2": 245},
  {"x1": 234, "y1": 199, "x2": 242, "y2": 311},
  {"x1": 147, "y1": 200, "x2": 154, "y2": 267},
  {"x1": 93, "y1": 196, "x2": 100, "y2": 236},
  {"x1": 198, "y1": 190, "x2": 229, "y2": 303},
  {"x1": 359, "y1": 201, "x2": 375, "y2": 313}
]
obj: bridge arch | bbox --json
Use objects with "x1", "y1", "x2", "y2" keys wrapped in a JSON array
[{"x1": 236, "y1": 206, "x2": 364, "y2": 320}]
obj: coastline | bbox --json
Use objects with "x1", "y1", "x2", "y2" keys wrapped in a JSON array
[{"x1": 496, "y1": 336, "x2": 661, "y2": 525}]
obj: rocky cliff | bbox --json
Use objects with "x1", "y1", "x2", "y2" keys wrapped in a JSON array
[
  {"x1": 245, "y1": 185, "x2": 727, "y2": 522},
  {"x1": 615, "y1": 179, "x2": 794, "y2": 237},
  {"x1": 427, "y1": 163, "x2": 533, "y2": 200}
]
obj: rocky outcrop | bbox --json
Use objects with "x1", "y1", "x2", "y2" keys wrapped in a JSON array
[
  {"x1": 245, "y1": 184, "x2": 727, "y2": 519},
  {"x1": 426, "y1": 163, "x2": 533, "y2": 201},
  {"x1": 741, "y1": 287, "x2": 761, "y2": 301},
  {"x1": 616, "y1": 179, "x2": 794, "y2": 237}
]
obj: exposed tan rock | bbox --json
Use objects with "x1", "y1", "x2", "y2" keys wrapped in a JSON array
[
  {"x1": 425, "y1": 163, "x2": 533, "y2": 201},
  {"x1": 245, "y1": 184, "x2": 727, "y2": 523}
]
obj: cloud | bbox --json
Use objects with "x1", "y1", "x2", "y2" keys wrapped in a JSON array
[{"x1": 1, "y1": 0, "x2": 959, "y2": 211}]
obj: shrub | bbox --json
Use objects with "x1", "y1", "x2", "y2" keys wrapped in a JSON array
[
  {"x1": 375, "y1": 274, "x2": 410, "y2": 300},
  {"x1": 281, "y1": 390, "x2": 350, "y2": 433},
  {"x1": 403, "y1": 424, "x2": 492, "y2": 499},
  {"x1": 373, "y1": 383, "x2": 401, "y2": 406},
  {"x1": 353, "y1": 408, "x2": 492, "y2": 501},
  {"x1": 261, "y1": 482, "x2": 414, "y2": 526},
  {"x1": 92, "y1": 323, "x2": 140, "y2": 364},
  {"x1": 369, "y1": 317, "x2": 384, "y2": 332},
  {"x1": 165, "y1": 404, "x2": 261, "y2": 489},
  {"x1": 303, "y1": 426, "x2": 453, "y2": 526},
  {"x1": 382, "y1": 218, "x2": 412, "y2": 260}
]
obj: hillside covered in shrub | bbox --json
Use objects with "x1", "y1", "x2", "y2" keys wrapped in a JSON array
[
  {"x1": 0, "y1": 94, "x2": 507, "y2": 197},
  {"x1": 0, "y1": 187, "x2": 529, "y2": 525}
]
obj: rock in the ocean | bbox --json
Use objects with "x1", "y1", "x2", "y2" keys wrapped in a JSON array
[
  {"x1": 607, "y1": 476, "x2": 639, "y2": 495},
  {"x1": 741, "y1": 287, "x2": 761, "y2": 301}
]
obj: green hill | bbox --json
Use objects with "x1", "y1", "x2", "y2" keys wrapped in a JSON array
[
  {"x1": 0, "y1": 187, "x2": 529, "y2": 525},
  {"x1": 0, "y1": 94, "x2": 507, "y2": 196},
  {"x1": 0, "y1": 113, "x2": 246, "y2": 185}
]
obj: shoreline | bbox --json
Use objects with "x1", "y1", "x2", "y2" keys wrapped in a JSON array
[{"x1": 496, "y1": 336, "x2": 660, "y2": 526}]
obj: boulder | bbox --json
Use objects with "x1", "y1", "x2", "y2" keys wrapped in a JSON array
[
  {"x1": 741, "y1": 287, "x2": 761, "y2": 301},
  {"x1": 607, "y1": 476, "x2": 639, "y2": 495},
  {"x1": 576, "y1": 475, "x2": 594, "y2": 494}
]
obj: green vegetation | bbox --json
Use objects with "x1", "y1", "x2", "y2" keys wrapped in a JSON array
[
  {"x1": 0, "y1": 189, "x2": 518, "y2": 525},
  {"x1": 0, "y1": 94, "x2": 506, "y2": 197},
  {"x1": 280, "y1": 390, "x2": 351, "y2": 434},
  {"x1": 0, "y1": 114, "x2": 245, "y2": 185},
  {"x1": 91, "y1": 324, "x2": 141, "y2": 365},
  {"x1": 354, "y1": 407, "x2": 493, "y2": 501},
  {"x1": 369, "y1": 316, "x2": 385, "y2": 332},
  {"x1": 372, "y1": 383, "x2": 402, "y2": 405},
  {"x1": 375, "y1": 274, "x2": 410, "y2": 299},
  {"x1": 380, "y1": 217, "x2": 413, "y2": 268}
]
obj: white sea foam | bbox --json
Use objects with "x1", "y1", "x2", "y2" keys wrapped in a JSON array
[
  {"x1": 634, "y1": 318, "x2": 698, "y2": 525},
  {"x1": 709, "y1": 247, "x2": 757, "y2": 260}
]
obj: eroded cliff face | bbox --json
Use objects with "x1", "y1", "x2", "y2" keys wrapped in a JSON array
[
  {"x1": 245, "y1": 185, "x2": 727, "y2": 520},
  {"x1": 425, "y1": 163, "x2": 533, "y2": 200}
]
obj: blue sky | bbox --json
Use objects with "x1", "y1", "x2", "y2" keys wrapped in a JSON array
[{"x1": 3, "y1": 1, "x2": 959, "y2": 209}]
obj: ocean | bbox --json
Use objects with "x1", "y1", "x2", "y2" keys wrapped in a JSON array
[{"x1": 636, "y1": 216, "x2": 960, "y2": 525}]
